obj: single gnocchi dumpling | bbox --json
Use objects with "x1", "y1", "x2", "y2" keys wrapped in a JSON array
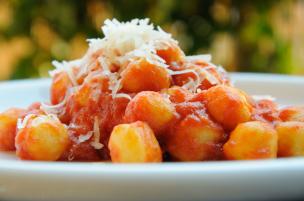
[
  {"x1": 50, "y1": 71, "x2": 73, "y2": 105},
  {"x1": 205, "y1": 85, "x2": 253, "y2": 131},
  {"x1": 15, "y1": 114, "x2": 69, "y2": 161},
  {"x1": 166, "y1": 114, "x2": 226, "y2": 161},
  {"x1": 124, "y1": 91, "x2": 175, "y2": 134},
  {"x1": 223, "y1": 121, "x2": 278, "y2": 160},
  {"x1": 161, "y1": 86, "x2": 191, "y2": 103},
  {"x1": 276, "y1": 121, "x2": 304, "y2": 157},
  {"x1": 156, "y1": 42, "x2": 185, "y2": 65},
  {"x1": 74, "y1": 71, "x2": 110, "y2": 107},
  {"x1": 279, "y1": 106, "x2": 304, "y2": 122},
  {"x1": 62, "y1": 71, "x2": 110, "y2": 123},
  {"x1": 0, "y1": 108, "x2": 25, "y2": 151},
  {"x1": 108, "y1": 121, "x2": 162, "y2": 163},
  {"x1": 252, "y1": 99, "x2": 279, "y2": 123},
  {"x1": 121, "y1": 58, "x2": 171, "y2": 93}
]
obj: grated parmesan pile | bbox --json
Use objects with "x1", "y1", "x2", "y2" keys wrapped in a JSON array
[
  {"x1": 50, "y1": 19, "x2": 177, "y2": 94},
  {"x1": 49, "y1": 18, "x2": 225, "y2": 97}
]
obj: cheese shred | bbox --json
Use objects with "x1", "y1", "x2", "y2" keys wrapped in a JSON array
[{"x1": 90, "y1": 117, "x2": 104, "y2": 150}]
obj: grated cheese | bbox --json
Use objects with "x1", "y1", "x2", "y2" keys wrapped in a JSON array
[
  {"x1": 40, "y1": 85, "x2": 79, "y2": 116},
  {"x1": 40, "y1": 96, "x2": 67, "y2": 115},
  {"x1": 17, "y1": 114, "x2": 36, "y2": 130},
  {"x1": 31, "y1": 114, "x2": 61, "y2": 127},
  {"x1": 74, "y1": 131, "x2": 94, "y2": 144},
  {"x1": 53, "y1": 18, "x2": 180, "y2": 98},
  {"x1": 168, "y1": 68, "x2": 198, "y2": 76},
  {"x1": 169, "y1": 66, "x2": 223, "y2": 92},
  {"x1": 109, "y1": 75, "x2": 122, "y2": 98},
  {"x1": 68, "y1": 117, "x2": 104, "y2": 149},
  {"x1": 17, "y1": 114, "x2": 62, "y2": 129},
  {"x1": 252, "y1": 95, "x2": 276, "y2": 101},
  {"x1": 50, "y1": 60, "x2": 80, "y2": 86},
  {"x1": 115, "y1": 93, "x2": 132, "y2": 100},
  {"x1": 186, "y1": 54, "x2": 212, "y2": 62},
  {"x1": 90, "y1": 117, "x2": 104, "y2": 149},
  {"x1": 182, "y1": 78, "x2": 199, "y2": 93},
  {"x1": 168, "y1": 68, "x2": 201, "y2": 93},
  {"x1": 122, "y1": 43, "x2": 169, "y2": 69},
  {"x1": 198, "y1": 68, "x2": 219, "y2": 85}
]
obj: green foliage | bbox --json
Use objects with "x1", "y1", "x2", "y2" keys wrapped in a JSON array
[{"x1": 0, "y1": 0, "x2": 302, "y2": 80}]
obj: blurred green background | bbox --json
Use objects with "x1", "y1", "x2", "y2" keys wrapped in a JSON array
[{"x1": 0, "y1": 0, "x2": 304, "y2": 80}]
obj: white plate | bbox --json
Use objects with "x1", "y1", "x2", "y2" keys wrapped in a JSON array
[{"x1": 0, "y1": 73, "x2": 304, "y2": 201}]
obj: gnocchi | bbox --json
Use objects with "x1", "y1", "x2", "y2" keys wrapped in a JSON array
[
  {"x1": 224, "y1": 121, "x2": 278, "y2": 160},
  {"x1": 279, "y1": 106, "x2": 304, "y2": 122},
  {"x1": 0, "y1": 108, "x2": 25, "y2": 151},
  {"x1": 109, "y1": 121, "x2": 162, "y2": 163},
  {"x1": 167, "y1": 114, "x2": 225, "y2": 161},
  {"x1": 15, "y1": 115, "x2": 69, "y2": 161},
  {"x1": 205, "y1": 85, "x2": 253, "y2": 131},
  {"x1": 276, "y1": 121, "x2": 304, "y2": 157},
  {"x1": 121, "y1": 58, "x2": 171, "y2": 93},
  {"x1": 50, "y1": 71, "x2": 72, "y2": 105},
  {"x1": 124, "y1": 91, "x2": 175, "y2": 134}
]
